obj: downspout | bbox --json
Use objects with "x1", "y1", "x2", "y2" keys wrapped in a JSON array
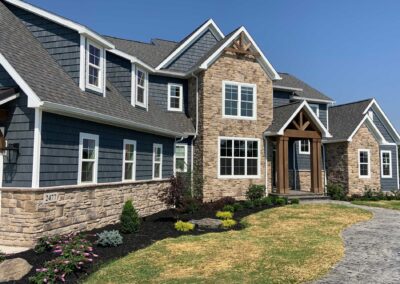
[
  {"x1": 190, "y1": 72, "x2": 199, "y2": 195},
  {"x1": 322, "y1": 144, "x2": 328, "y2": 195}
]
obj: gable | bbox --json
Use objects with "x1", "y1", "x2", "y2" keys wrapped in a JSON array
[{"x1": 0, "y1": 65, "x2": 16, "y2": 88}]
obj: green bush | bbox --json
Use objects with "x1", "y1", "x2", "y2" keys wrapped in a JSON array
[
  {"x1": 327, "y1": 183, "x2": 347, "y2": 200},
  {"x1": 222, "y1": 204, "x2": 235, "y2": 212},
  {"x1": 243, "y1": 200, "x2": 255, "y2": 209},
  {"x1": 253, "y1": 199, "x2": 263, "y2": 207},
  {"x1": 174, "y1": 221, "x2": 195, "y2": 232},
  {"x1": 216, "y1": 211, "x2": 234, "y2": 220},
  {"x1": 34, "y1": 235, "x2": 61, "y2": 254},
  {"x1": 0, "y1": 251, "x2": 4, "y2": 263},
  {"x1": 291, "y1": 198, "x2": 300, "y2": 205},
  {"x1": 120, "y1": 200, "x2": 140, "y2": 233},
  {"x1": 233, "y1": 203, "x2": 244, "y2": 212},
  {"x1": 275, "y1": 197, "x2": 287, "y2": 206},
  {"x1": 221, "y1": 219, "x2": 237, "y2": 229},
  {"x1": 96, "y1": 230, "x2": 123, "y2": 247},
  {"x1": 246, "y1": 184, "x2": 265, "y2": 201},
  {"x1": 260, "y1": 196, "x2": 273, "y2": 206}
]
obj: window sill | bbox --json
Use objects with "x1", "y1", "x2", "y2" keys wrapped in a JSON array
[
  {"x1": 85, "y1": 84, "x2": 104, "y2": 95},
  {"x1": 218, "y1": 175, "x2": 260, "y2": 179},
  {"x1": 222, "y1": 115, "x2": 257, "y2": 121}
]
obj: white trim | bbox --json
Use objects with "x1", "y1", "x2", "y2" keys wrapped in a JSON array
[
  {"x1": 156, "y1": 19, "x2": 224, "y2": 70},
  {"x1": 4, "y1": 0, "x2": 115, "y2": 49},
  {"x1": 32, "y1": 108, "x2": 42, "y2": 188},
  {"x1": 291, "y1": 96, "x2": 335, "y2": 104},
  {"x1": 199, "y1": 27, "x2": 281, "y2": 80},
  {"x1": 78, "y1": 132, "x2": 99, "y2": 185},
  {"x1": 0, "y1": 127, "x2": 4, "y2": 189},
  {"x1": 0, "y1": 53, "x2": 42, "y2": 108},
  {"x1": 264, "y1": 137, "x2": 268, "y2": 196},
  {"x1": 298, "y1": 140, "x2": 310, "y2": 155},
  {"x1": 358, "y1": 149, "x2": 371, "y2": 179},
  {"x1": 348, "y1": 115, "x2": 387, "y2": 144},
  {"x1": 152, "y1": 143, "x2": 163, "y2": 180},
  {"x1": 217, "y1": 136, "x2": 261, "y2": 179},
  {"x1": 273, "y1": 85, "x2": 303, "y2": 92},
  {"x1": 309, "y1": 104, "x2": 320, "y2": 118},
  {"x1": 167, "y1": 83, "x2": 184, "y2": 112},
  {"x1": 79, "y1": 35, "x2": 86, "y2": 91},
  {"x1": 122, "y1": 139, "x2": 137, "y2": 181},
  {"x1": 0, "y1": 93, "x2": 19, "y2": 106},
  {"x1": 174, "y1": 143, "x2": 188, "y2": 173},
  {"x1": 396, "y1": 146, "x2": 400, "y2": 189},
  {"x1": 222, "y1": 81, "x2": 257, "y2": 120},
  {"x1": 380, "y1": 150, "x2": 392, "y2": 179},
  {"x1": 134, "y1": 67, "x2": 148, "y2": 109},
  {"x1": 85, "y1": 40, "x2": 105, "y2": 94}
]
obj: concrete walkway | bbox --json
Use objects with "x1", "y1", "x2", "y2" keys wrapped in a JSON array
[{"x1": 308, "y1": 200, "x2": 400, "y2": 284}]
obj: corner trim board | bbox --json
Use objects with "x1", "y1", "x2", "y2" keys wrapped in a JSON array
[{"x1": 32, "y1": 108, "x2": 42, "y2": 188}]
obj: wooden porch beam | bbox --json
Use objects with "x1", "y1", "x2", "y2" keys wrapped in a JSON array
[{"x1": 284, "y1": 129, "x2": 321, "y2": 139}]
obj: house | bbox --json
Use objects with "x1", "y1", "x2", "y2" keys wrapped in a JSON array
[{"x1": 0, "y1": 0, "x2": 398, "y2": 247}]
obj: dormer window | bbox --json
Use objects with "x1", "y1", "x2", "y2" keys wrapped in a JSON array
[
  {"x1": 85, "y1": 40, "x2": 104, "y2": 94},
  {"x1": 168, "y1": 83, "x2": 183, "y2": 112},
  {"x1": 134, "y1": 67, "x2": 148, "y2": 108}
]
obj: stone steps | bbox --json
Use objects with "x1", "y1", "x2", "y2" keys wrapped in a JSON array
[{"x1": 270, "y1": 193, "x2": 331, "y2": 201}]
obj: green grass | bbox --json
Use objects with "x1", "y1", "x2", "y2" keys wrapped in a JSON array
[
  {"x1": 85, "y1": 204, "x2": 371, "y2": 284},
  {"x1": 352, "y1": 200, "x2": 400, "y2": 210}
]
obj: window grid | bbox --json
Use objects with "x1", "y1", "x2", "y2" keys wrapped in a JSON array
[
  {"x1": 299, "y1": 140, "x2": 310, "y2": 154},
  {"x1": 359, "y1": 150, "x2": 370, "y2": 178},
  {"x1": 153, "y1": 144, "x2": 163, "y2": 179},
  {"x1": 175, "y1": 144, "x2": 187, "y2": 173},
  {"x1": 223, "y1": 82, "x2": 256, "y2": 119},
  {"x1": 136, "y1": 68, "x2": 147, "y2": 108},
  {"x1": 86, "y1": 41, "x2": 103, "y2": 93},
  {"x1": 123, "y1": 140, "x2": 136, "y2": 181},
  {"x1": 381, "y1": 151, "x2": 392, "y2": 178},
  {"x1": 168, "y1": 84, "x2": 183, "y2": 111},
  {"x1": 78, "y1": 133, "x2": 98, "y2": 184}
]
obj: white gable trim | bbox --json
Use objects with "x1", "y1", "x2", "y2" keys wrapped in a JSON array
[
  {"x1": 199, "y1": 27, "x2": 281, "y2": 80},
  {"x1": 348, "y1": 115, "x2": 387, "y2": 144},
  {"x1": 5, "y1": 0, "x2": 115, "y2": 49},
  {"x1": 0, "y1": 53, "x2": 42, "y2": 108},
  {"x1": 156, "y1": 19, "x2": 224, "y2": 70},
  {"x1": 363, "y1": 99, "x2": 400, "y2": 144}
]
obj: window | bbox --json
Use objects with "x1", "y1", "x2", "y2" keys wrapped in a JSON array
[
  {"x1": 153, "y1": 144, "x2": 163, "y2": 179},
  {"x1": 219, "y1": 137, "x2": 259, "y2": 178},
  {"x1": 358, "y1": 149, "x2": 371, "y2": 178},
  {"x1": 175, "y1": 144, "x2": 187, "y2": 172},
  {"x1": 381, "y1": 150, "x2": 392, "y2": 178},
  {"x1": 368, "y1": 110, "x2": 374, "y2": 120},
  {"x1": 299, "y1": 140, "x2": 310, "y2": 154},
  {"x1": 86, "y1": 41, "x2": 104, "y2": 93},
  {"x1": 223, "y1": 81, "x2": 256, "y2": 119},
  {"x1": 168, "y1": 83, "x2": 183, "y2": 111},
  {"x1": 78, "y1": 133, "x2": 99, "y2": 184},
  {"x1": 123, "y1": 139, "x2": 136, "y2": 181},
  {"x1": 135, "y1": 67, "x2": 148, "y2": 108},
  {"x1": 310, "y1": 104, "x2": 320, "y2": 117}
]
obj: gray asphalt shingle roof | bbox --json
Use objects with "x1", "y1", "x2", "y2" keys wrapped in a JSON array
[
  {"x1": 0, "y1": 2, "x2": 194, "y2": 136},
  {"x1": 266, "y1": 101, "x2": 303, "y2": 133},
  {"x1": 328, "y1": 99, "x2": 372, "y2": 141},
  {"x1": 275, "y1": 73, "x2": 334, "y2": 102}
]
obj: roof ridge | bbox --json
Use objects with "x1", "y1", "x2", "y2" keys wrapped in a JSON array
[
  {"x1": 103, "y1": 35, "x2": 163, "y2": 46},
  {"x1": 330, "y1": 98, "x2": 374, "y2": 109}
]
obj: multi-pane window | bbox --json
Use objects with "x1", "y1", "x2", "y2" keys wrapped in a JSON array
[
  {"x1": 359, "y1": 150, "x2": 370, "y2": 178},
  {"x1": 219, "y1": 138, "x2": 259, "y2": 177},
  {"x1": 86, "y1": 41, "x2": 103, "y2": 92},
  {"x1": 223, "y1": 81, "x2": 256, "y2": 119},
  {"x1": 299, "y1": 140, "x2": 310, "y2": 154},
  {"x1": 381, "y1": 151, "x2": 392, "y2": 178},
  {"x1": 136, "y1": 68, "x2": 148, "y2": 108},
  {"x1": 153, "y1": 144, "x2": 163, "y2": 179},
  {"x1": 78, "y1": 133, "x2": 99, "y2": 184},
  {"x1": 175, "y1": 144, "x2": 187, "y2": 172},
  {"x1": 310, "y1": 104, "x2": 320, "y2": 117},
  {"x1": 168, "y1": 84, "x2": 183, "y2": 111},
  {"x1": 123, "y1": 140, "x2": 136, "y2": 181}
]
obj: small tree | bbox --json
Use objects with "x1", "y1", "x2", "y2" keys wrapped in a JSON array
[
  {"x1": 120, "y1": 200, "x2": 140, "y2": 233},
  {"x1": 160, "y1": 175, "x2": 188, "y2": 208}
]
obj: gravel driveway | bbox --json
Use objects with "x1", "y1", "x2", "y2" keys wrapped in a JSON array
[{"x1": 311, "y1": 201, "x2": 400, "y2": 284}]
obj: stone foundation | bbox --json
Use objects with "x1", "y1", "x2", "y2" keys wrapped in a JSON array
[{"x1": 0, "y1": 180, "x2": 169, "y2": 247}]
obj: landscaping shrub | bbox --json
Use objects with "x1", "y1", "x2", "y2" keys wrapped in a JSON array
[
  {"x1": 221, "y1": 219, "x2": 237, "y2": 229},
  {"x1": 327, "y1": 183, "x2": 347, "y2": 200},
  {"x1": 233, "y1": 202, "x2": 244, "y2": 212},
  {"x1": 216, "y1": 211, "x2": 234, "y2": 220},
  {"x1": 275, "y1": 197, "x2": 287, "y2": 206},
  {"x1": 260, "y1": 196, "x2": 273, "y2": 206},
  {"x1": 253, "y1": 199, "x2": 263, "y2": 207},
  {"x1": 96, "y1": 230, "x2": 123, "y2": 247},
  {"x1": 120, "y1": 200, "x2": 140, "y2": 234},
  {"x1": 206, "y1": 197, "x2": 236, "y2": 210},
  {"x1": 160, "y1": 175, "x2": 188, "y2": 209},
  {"x1": 180, "y1": 196, "x2": 202, "y2": 214},
  {"x1": 246, "y1": 184, "x2": 265, "y2": 201},
  {"x1": 34, "y1": 235, "x2": 61, "y2": 254},
  {"x1": 291, "y1": 198, "x2": 300, "y2": 205},
  {"x1": 29, "y1": 233, "x2": 97, "y2": 284},
  {"x1": 0, "y1": 251, "x2": 4, "y2": 263},
  {"x1": 243, "y1": 200, "x2": 255, "y2": 209},
  {"x1": 174, "y1": 221, "x2": 195, "y2": 232},
  {"x1": 222, "y1": 204, "x2": 235, "y2": 212}
]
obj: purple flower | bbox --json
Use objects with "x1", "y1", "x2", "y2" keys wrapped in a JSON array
[
  {"x1": 87, "y1": 258, "x2": 93, "y2": 262},
  {"x1": 64, "y1": 260, "x2": 70, "y2": 264},
  {"x1": 92, "y1": 253, "x2": 99, "y2": 258},
  {"x1": 84, "y1": 252, "x2": 90, "y2": 257}
]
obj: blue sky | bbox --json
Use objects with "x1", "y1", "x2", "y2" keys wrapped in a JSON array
[{"x1": 28, "y1": 0, "x2": 400, "y2": 129}]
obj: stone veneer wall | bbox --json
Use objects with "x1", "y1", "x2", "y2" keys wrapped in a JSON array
[
  {"x1": 0, "y1": 180, "x2": 169, "y2": 247},
  {"x1": 326, "y1": 142, "x2": 349, "y2": 187},
  {"x1": 192, "y1": 53, "x2": 273, "y2": 201},
  {"x1": 289, "y1": 170, "x2": 325, "y2": 192}
]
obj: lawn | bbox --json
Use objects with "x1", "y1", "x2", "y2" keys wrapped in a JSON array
[
  {"x1": 85, "y1": 204, "x2": 371, "y2": 284},
  {"x1": 352, "y1": 200, "x2": 400, "y2": 210}
]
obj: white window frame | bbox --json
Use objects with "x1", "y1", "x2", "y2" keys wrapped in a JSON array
[
  {"x1": 85, "y1": 40, "x2": 105, "y2": 94},
  {"x1": 310, "y1": 104, "x2": 320, "y2": 118},
  {"x1": 381, "y1": 150, "x2": 392, "y2": 178},
  {"x1": 174, "y1": 143, "x2": 188, "y2": 173},
  {"x1": 132, "y1": 65, "x2": 148, "y2": 109},
  {"x1": 167, "y1": 83, "x2": 183, "y2": 112},
  {"x1": 222, "y1": 81, "x2": 257, "y2": 120},
  {"x1": 368, "y1": 110, "x2": 374, "y2": 120},
  {"x1": 152, "y1": 143, "x2": 163, "y2": 180},
  {"x1": 78, "y1": 132, "x2": 99, "y2": 184},
  {"x1": 217, "y1": 137, "x2": 261, "y2": 179},
  {"x1": 299, "y1": 140, "x2": 310, "y2": 155},
  {"x1": 358, "y1": 149, "x2": 371, "y2": 178},
  {"x1": 122, "y1": 139, "x2": 137, "y2": 181}
]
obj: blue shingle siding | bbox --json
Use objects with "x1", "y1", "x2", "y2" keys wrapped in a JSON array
[
  {"x1": 313, "y1": 103, "x2": 328, "y2": 128},
  {"x1": 7, "y1": 4, "x2": 81, "y2": 85},
  {"x1": 0, "y1": 65, "x2": 16, "y2": 87},
  {"x1": 166, "y1": 30, "x2": 218, "y2": 72},
  {"x1": 40, "y1": 112, "x2": 175, "y2": 187},
  {"x1": 2, "y1": 94, "x2": 34, "y2": 187},
  {"x1": 149, "y1": 75, "x2": 188, "y2": 113},
  {"x1": 106, "y1": 52, "x2": 132, "y2": 102},
  {"x1": 369, "y1": 109, "x2": 395, "y2": 143},
  {"x1": 380, "y1": 145, "x2": 398, "y2": 191},
  {"x1": 273, "y1": 91, "x2": 291, "y2": 108},
  {"x1": 289, "y1": 140, "x2": 311, "y2": 171}
]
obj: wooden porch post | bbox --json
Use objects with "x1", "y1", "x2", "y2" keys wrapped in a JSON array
[
  {"x1": 311, "y1": 138, "x2": 323, "y2": 193},
  {"x1": 276, "y1": 136, "x2": 289, "y2": 194}
]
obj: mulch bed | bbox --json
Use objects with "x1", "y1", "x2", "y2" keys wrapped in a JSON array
[{"x1": 5, "y1": 202, "x2": 277, "y2": 284}]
